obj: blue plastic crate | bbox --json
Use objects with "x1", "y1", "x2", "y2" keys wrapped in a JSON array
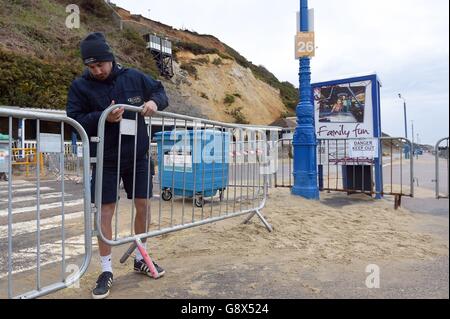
[{"x1": 154, "y1": 129, "x2": 230, "y2": 206}]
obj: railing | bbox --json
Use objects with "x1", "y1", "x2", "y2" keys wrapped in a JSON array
[
  {"x1": 273, "y1": 137, "x2": 414, "y2": 208},
  {"x1": 274, "y1": 138, "x2": 293, "y2": 188},
  {"x1": 435, "y1": 137, "x2": 449, "y2": 199},
  {"x1": 93, "y1": 104, "x2": 273, "y2": 252},
  {"x1": 0, "y1": 107, "x2": 92, "y2": 299},
  {"x1": 10, "y1": 148, "x2": 44, "y2": 177},
  {"x1": 0, "y1": 104, "x2": 276, "y2": 298}
]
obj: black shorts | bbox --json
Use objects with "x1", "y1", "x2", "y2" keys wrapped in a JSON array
[{"x1": 91, "y1": 157, "x2": 154, "y2": 204}]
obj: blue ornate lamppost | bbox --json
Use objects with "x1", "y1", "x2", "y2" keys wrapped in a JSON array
[{"x1": 292, "y1": 0, "x2": 319, "y2": 199}]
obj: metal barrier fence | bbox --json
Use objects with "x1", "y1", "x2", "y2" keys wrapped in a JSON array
[
  {"x1": 15, "y1": 141, "x2": 84, "y2": 180},
  {"x1": 274, "y1": 138, "x2": 293, "y2": 188},
  {"x1": 0, "y1": 107, "x2": 92, "y2": 299},
  {"x1": 94, "y1": 104, "x2": 272, "y2": 249},
  {"x1": 274, "y1": 137, "x2": 414, "y2": 207},
  {"x1": 11, "y1": 148, "x2": 44, "y2": 177},
  {"x1": 318, "y1": 137, "x2": 413, "y2": 202},
  {"x1": 435, "y1": 137, "x2": 449, "y2": 199}
]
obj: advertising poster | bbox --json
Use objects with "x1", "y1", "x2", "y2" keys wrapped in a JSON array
[{"x1": 313, "y1": 79, "x2": 374, "y2": 139}]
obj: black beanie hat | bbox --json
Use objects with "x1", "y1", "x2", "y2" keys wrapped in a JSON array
[{"x1": 80, "y1": 32, "x2": 115, "y2": 65}]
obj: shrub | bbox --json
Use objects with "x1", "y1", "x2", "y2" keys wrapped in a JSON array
[
  {"x1": 279, "y1": 81, "x2": 299, "y2": 111},
  {"x1": 0, "y1": 49, "x2": 81, "y2": 109},
  {"x1": 226, "y1": 107, "x2": 249, "y2": 124},
  {"x1": 122, "y1": 28, "x2": 146, "y2": 46},
  {"x1": 174, "y1": 41, "x2": 219, "y2": 56},
  {"x1": 223, "y1": 94, "x2": 235, "y2": 105},
  {"x1": 79, "y1": 0, "x2": 111, "y2": 19},
  {"x1": 193, "y1": 57, "x2": 209, "y2": 65},
  {"x1": 200, "y1": 92, "x2": 209, "y2": 100},
  {"x1": 116, "y1": 29, "x2": 159, "y2": 79},
  {"x1": 217, "y1": 52, "x2": 233, "y2": 60},
  {"x1": 212, "y1": 58, "x2": 222, "y2": 66}
]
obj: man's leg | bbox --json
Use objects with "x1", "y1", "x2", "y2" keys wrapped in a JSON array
[
  {"x1": 91, "y1": 161, "x2": 118, "y2": 299},
  {"x1": 132, "y1": 199, "x2": 165, "y2": 278},
  {"x1": 98, "y1": 202, "x2": 116, "y2": 257},
  {"x1": 91, "y1": 202, "x2": 116, "y2": 299},
  {"x1": 134, "y1": 198, "x2": 149, "y2": 236}
]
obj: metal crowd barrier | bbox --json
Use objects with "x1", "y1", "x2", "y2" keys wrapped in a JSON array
[
  {"x1": 379, "y1": 137, "x2": 414, "y2": 208},
  {"x1": 17, "y1": 141, "x2": 84, "y2": 180},
  {"x1": 93, "y1": 104, "x2": 272, "y2": 249},
  {"x1": 435, "y1": 137, "x2": 449, "y2": 199},
  {"x1": 0, "y1": 107, "x2": 92, "y2": 299},
  {"x1": 317, "y1": 138, "x2": 376, "y2": 195},
  {"x1": 274, "y1": 138, "x2": 293, "y2": 188},
  {"x1": 272, "y1": 137, "x2": 413, "y2": 208},
  {"x1": 11, "y1": 148, "x2": 44, "y2": 177}
]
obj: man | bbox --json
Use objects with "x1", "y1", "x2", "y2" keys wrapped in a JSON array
[{"x1": 67, "y1": 32, "x2": 169, "y2": 299}]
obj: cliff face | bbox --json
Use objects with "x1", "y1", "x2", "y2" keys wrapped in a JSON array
[
  {"x1": 169, "y1": 51, "x2": 286, "y2": 124},
  {"x1": 0, "y1": 0, "x2": 295, "y2": 125}
]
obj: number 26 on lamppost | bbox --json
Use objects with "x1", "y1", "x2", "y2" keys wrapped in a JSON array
[{"x1": 295, "y1": 32, "x2": 315, "y2": 58}]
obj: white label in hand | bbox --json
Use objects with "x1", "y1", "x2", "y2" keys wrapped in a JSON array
[{"x1": 120, "y1": 119, "x2": 137, "y2": 136}]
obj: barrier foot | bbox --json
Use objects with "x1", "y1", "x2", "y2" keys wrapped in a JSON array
[
  {"x1": 243, "y1": 210, "x2": 273, "y2": 232},
  {"x1": 119, "y1": 242, "x2": 137, "y2": 264},
  {"x1": 394, "y1": 195, "x2": 402, "y2": 210}
]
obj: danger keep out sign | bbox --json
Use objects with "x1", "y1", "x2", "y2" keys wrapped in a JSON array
[{"x1": 348, "y1": 139, "x2": 379, "y2": 158}]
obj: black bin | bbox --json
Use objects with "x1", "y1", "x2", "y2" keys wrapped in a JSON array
[{"x1": 342, "y1": 165, "x2": 373, "y2": 193}]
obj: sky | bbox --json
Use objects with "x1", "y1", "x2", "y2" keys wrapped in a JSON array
[{"x1": 110, "y1": 0, "x2": 449, "y2": 145}]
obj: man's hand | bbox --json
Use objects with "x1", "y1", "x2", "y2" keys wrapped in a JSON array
[
  {"x1": 106, "y1": 100, "x2": 124, "y2": 123},
  {"x1": 141, "y1": 100, "x2": 158, "y2": 117}
]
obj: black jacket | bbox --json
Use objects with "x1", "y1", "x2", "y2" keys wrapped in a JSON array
[{"x1": 66, "y1": 63, "x2": 168, "y2": 164}]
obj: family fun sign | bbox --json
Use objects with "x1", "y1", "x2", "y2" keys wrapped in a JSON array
[
  {"x1": 312, "y1": 74, "x2": 384, "y2": 199},
  {"x1": 312, "y1": 74, "x2": 382, "y2": 140}
]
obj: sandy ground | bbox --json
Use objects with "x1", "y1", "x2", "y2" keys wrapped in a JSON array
[{"x1": 43, "y1": 186, "x2": 448, "y2": 299}]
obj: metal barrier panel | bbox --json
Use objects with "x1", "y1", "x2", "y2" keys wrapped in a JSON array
[
  {"x1": 0, "y1": 107, "x2": 92, "y2": 299},
  {"x1": 18, "y1": 140, "x2": 84, "y2": 180},
  {"x1": 317, "y1": 138, "x2": 376, "y2": 195},
  {"x1": 274, "y1": 138, "x2": 293, "y2": 188},
  {"x1": 435, "y1": 137, "x2": 449, "y2": 199},
  {"x1": 379, "y1": 137, "x2": 414, "y2": 199},
  {"x1": 316, "y1": 137, "x2": 413, "y2": 203},
  {"x1": 94, "y1": 104, "x2": 272, "y2": 247}
]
